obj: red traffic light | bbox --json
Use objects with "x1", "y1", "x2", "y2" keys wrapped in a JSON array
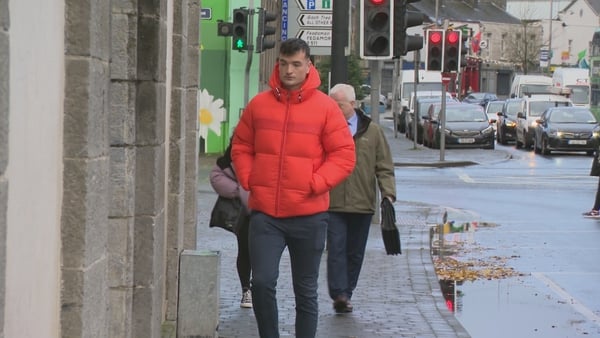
[
  {"x1": 446, "y1": 31, "x2": 459, "y2": 44},
  {"x1": 370, "y1": 0, "x2": 385, "y2": 4},
  {"x1": 429, "y1": 31, "x2": 442, "y2": 44}
]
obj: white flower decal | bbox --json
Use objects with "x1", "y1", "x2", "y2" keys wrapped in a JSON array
[{"x1": 197, "y1": 88, "x2": 226, "y2": 139}]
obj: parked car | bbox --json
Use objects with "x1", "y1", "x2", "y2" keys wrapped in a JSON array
[
  {"x1": 422, "y1": 102, "x2": 495, "y2": 150},
  {"x1": 484, "y1": 100, "x2": 505, "y2": 132},
  {"x1": 360, "y1": 94, "x2": 387, "y2": 115},
  {"x1": 533, "y1": 107, "x2": 600, "y2": 155},
  {"x1": 462, "y1": 92, "x2": 498, "y2": 107},
  {"x1": 406, "y1": 97, "x2": 454, "y2": 143},
  {"x1": 515, "y1": 94, "x2": 573, "y2": 149}
]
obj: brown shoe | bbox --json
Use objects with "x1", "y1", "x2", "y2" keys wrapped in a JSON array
[{"x1": 333, "y1": 295, "x2": 353, "y2": 313}]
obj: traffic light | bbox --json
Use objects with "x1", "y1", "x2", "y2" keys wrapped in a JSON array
[
  {"x1": 232, "y1": 8, "x2": 249, "y2": 51},
  {"x1": 444, "y1": 29, "x2": 461, "y2": 72},
  {"x1": 460, "y1": 29, "x2": 469, "y2": 67},
  {"x1": 360, "y1": 0, "x2": 394, "y2": 59},
  {"x1": 425, "y1": 29, "x2": 444, "y2": 71},
  {"x1": 256, "y1": 8, "x2": 277, "y2": 53},
  {"x1": 394, "y1": 0, "x2": 424, "y2": 57}
]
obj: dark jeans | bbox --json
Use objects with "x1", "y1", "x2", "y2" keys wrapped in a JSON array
[
  {"x1": 249, "y1": 211, "x2": 328, "y2": 338},
  {"x1": 594, "y1": 177, "x2": 600, "y2": 210},
  {"x1": 326, "y1": 212, "x2": 373, "y2": 301},
  {"x1": 236, "y1": 213, "x2": 251, "y2": 291}
]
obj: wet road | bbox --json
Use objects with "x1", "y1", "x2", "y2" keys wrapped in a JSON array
[{"x1": 396, "y1": 144, "x2": 600, "y2": 338}]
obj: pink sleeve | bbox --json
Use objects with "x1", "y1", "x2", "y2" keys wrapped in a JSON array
[{"x1": 209, "y1": 165, "x2": 240, "y2": 199}]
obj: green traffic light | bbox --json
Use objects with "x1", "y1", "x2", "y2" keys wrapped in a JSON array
[{"x1": 235, "y1": 38, "x2": 245, "y2": 50}]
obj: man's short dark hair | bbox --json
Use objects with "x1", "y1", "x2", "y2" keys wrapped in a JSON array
[{"x1": 279, "y1": 38, "x2": 311, "y2": 59}]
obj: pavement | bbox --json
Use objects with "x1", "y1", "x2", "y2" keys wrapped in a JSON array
[{"x1": 195, "y1": 112, "x2": 511, "y2": 338}]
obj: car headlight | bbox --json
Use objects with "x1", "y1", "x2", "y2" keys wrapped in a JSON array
[
  {"x1": 481, "y1": 126, "x2": 494, "y2": 134},
  {"x1": 530, "y1": 120, "x2": 538, "y2": 127},
  {"x1": 506, "y1": 121, "x2": 516, "y2": 127},
  {"x1": 593, "y1": 127, "x2": 600, "y2": 138},
  {"x1": 444, "y1": 129, "x2": 452, "y2": 135},
  {"x1": 547, "y1": 129, "x2": 558, "y2": 137}
]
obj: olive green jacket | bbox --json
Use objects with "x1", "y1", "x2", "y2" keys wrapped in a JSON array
[{"x1": 329, "y1": 108, "x2": 396, "y2": 214}]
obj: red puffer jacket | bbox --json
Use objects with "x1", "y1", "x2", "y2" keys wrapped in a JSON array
[{"x1": 231, "y1": 64, "x2": 355, "y2": 218}]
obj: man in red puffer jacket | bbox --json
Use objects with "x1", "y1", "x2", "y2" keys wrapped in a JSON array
[{"x1": 231, "y1": 38, "x2": 355, "y2": 338}]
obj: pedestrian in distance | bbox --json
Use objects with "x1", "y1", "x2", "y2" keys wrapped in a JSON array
[
  {"x1": 326, "y1": 83, "x2": 396, "y2": 313},
  {"x1": 583, "y1": 142, "x2": 600, "y2": 218},
  {"x1": 209, "y1": 141, "x2": 253, "y2": 308},
  {"x1": 231, "y1": 38, "x2": 356, "y2": 338}
]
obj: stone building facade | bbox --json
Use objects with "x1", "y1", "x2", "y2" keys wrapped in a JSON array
[{"x1": 0, "y1": 0, "x2": 200, "y2": 337}]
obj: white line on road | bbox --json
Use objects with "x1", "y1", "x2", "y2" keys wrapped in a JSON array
[{"x1": 532, "y1": 272, "x2": 600, "y2": 326}]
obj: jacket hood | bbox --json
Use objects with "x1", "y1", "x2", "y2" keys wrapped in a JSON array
[{"x1": 268, "y1": 63, "x2": 322, "y2": 103}]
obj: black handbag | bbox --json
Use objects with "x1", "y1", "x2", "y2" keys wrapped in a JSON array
[
  {"x1": 209, "y1": 196, "x2": 243, "y2": 234},
  {"x1": 591, "y1": 150, "x2": 600, "y2": 177},
  {"x1": 380, "y1": 198, "x2": 401, "y2": 255}
]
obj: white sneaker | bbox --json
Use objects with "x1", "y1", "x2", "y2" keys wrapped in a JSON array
[{"x1": 240, "y1": 290, "x2": 252, "y2": 308}]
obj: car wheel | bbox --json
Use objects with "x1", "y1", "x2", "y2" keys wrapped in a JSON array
[{"x1": 541, "y1": 137, "x2": 551, "y2": 155}]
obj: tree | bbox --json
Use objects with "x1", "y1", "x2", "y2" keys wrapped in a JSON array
[
  {"x1": 502, "y1": 20, "x2": 544, "y2": 74},
  {"x1": 316, "y1": 54, "x2": 366, "y2": 99}
]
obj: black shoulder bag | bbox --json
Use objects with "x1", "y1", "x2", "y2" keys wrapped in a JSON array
[{"x1": 209, "y1": 196, "x2": 243, "y2": 234}]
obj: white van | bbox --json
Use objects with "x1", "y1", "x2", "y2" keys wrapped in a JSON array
[
  {"x1": 552, "y1": 67, "x2": 590, "y2": 107},
  {"x1": 395, "y1": 69, "x2": 442, "y2": 132},
  {"x1": 510, "y1": 75, "x2": 553, "y2": 98}
]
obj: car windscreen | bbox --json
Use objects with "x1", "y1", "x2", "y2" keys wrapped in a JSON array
[
  {"x1": 567, "y1": 85, "x2": 590, "y2": 105},
  {"x1": 520, "y1": 84, "x2": 553, "y2": 96},
  {"x1": 548, "y1": 109, "x2": 597, "y2": 123},
  {"x1": 445, "y1": 107, "x2": 487, "y2": 122},
  {"x1": 530, "y1": 101, "x2": 571, "y2": 117},
  {"x1": 505, "y1": 102, "x2": 520, "y2": 118}
]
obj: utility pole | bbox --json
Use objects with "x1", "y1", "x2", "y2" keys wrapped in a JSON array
[{"x1": 330, "y1": 0, "x2": 349, "y2": 87}]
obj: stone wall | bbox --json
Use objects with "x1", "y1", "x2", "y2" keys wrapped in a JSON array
[
  {"x1": 61, "y1": 0, "x2": 111, "y2": 336},
  {"x1": 61, "y1": 0, "x2": 200, "y2": 337}
]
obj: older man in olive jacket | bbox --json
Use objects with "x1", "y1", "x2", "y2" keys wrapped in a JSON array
[{"x1": 326, "y1": 83, "x2": 396, "y2": 314}]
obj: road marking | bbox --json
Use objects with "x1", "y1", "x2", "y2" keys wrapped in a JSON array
[{"x1": 532, "y1": 272, "x2": 600, "y2": 326}]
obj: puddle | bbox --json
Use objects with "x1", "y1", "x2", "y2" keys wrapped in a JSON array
[{"x1": 430, "y1": 209, "x2": 600, "y2": 337}]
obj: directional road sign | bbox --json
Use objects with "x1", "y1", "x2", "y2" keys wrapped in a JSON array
[{"x1": 284, "y1": 0, "x2": 336, "y2": 55}]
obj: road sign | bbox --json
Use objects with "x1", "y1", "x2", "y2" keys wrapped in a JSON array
[
  {"x1": 296, "y1": 29, "x2": 332, "y2": 47},
  {"x1": 295, "y1": 0, "x2": 332, "y2": 10},
  {"x1": 297, "y1": 13, "x2": 332, "y2": 27},
  {"x1": 284, "y1": 0, "x2": 336, "y2": 55}
]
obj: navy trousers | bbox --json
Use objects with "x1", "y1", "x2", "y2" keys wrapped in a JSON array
[
  {"x1": 249, "y1": 211, "x2": 328, "y2": 338},
  {"x1": 326, "y1": 212, "x2": 373, "y2": 301}
]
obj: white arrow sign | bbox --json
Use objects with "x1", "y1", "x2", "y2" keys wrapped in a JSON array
[
  {"x1": 296, "y1": 29, "x2": 331, "y2": 47},
  {"x1": 297, "y1": 13, "x2": 332, "y2": 27}
]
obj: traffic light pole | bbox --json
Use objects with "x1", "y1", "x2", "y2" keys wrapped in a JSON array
[
  {"x1": 330, "y1": 0, "x2": 349, "y2": 87},
  {"x1": 412, "y1": 50, "x2": 420, "y2": 149},
  {"x1": 243, "y1": 5, "x2": 255, "y2": 108},
  {"x1": 370, "y1": 60, "x2": 382, "y2": 125}
]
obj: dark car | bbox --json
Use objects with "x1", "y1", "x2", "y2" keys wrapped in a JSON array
[
  {"x1": 423, "y1": 102, "x2": 495, "y2": 150},
  {"x1": 533, "y1": 107, "x2": 600, "y2": 155},
  {"x1": 406, "y1": 97, "x2": 452, "y2": 143},
  {"x1": 462, "y1": 92, "x2": 498, "y2": 107},
  {"x1": 496, "y1": 98, "x2": 521, "y2": 145}
]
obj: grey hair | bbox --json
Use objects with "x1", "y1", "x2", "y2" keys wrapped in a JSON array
[{"x1": 329, "y1": 83, "x2": 356, "y2": 102}]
